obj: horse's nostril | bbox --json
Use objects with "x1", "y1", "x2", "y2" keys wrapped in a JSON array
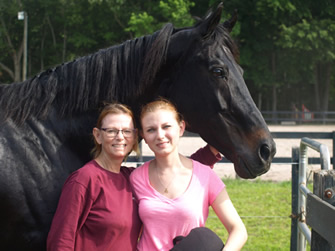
[{"x1": 260, "y1": 144, "x2": 271, "y2": 161}]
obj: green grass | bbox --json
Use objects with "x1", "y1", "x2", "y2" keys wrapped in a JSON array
[{"x1": 206, "y1": 179, "x2": 294, "y2": 250}]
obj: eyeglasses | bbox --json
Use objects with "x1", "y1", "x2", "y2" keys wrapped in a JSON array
[{"x1": 100, "y1": 128, "x2": 136, "y2": 138}]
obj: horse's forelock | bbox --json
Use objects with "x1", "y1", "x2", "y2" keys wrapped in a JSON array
[{"x1": 213, "y1": 25, "x2": 240, "y2": 63}]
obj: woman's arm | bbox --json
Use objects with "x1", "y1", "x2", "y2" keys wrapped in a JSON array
[
  {"x1": 211, "y1": 189, "x2": 248, "y2": 251},
  {"x1": 190, "y1": 144, "x2": 222, "y2": 168},
  {"x1": 47, "y1": 181, "x2": 90, "y2": 251}
]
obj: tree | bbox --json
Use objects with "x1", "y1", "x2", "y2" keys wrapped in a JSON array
[
  {"x1": 0, "y1": 0, "x2": 24, "y2": 82},
  {"x1": 125, "y1": 0, "x2": 195, "y2": 37},
  {"x1": 1, "y1": 0, "x2": 334, "y2": 113},
  {"x1": 0, "y1": 0, "x2": 134, "y2": 83},
  {"x1": 278, "y1": 0, "x2": 335, "y2": 112},
  {"x1": 0, "y1": 0, "x2": 197, "y2": 83},
  {"x1": 209, "y1": 0, "x2": 335, "y2": 112}
]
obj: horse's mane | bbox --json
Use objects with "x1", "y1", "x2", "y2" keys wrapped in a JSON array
[{"x1": 0, "y1": 23, "x2": 174, "y2": 124}]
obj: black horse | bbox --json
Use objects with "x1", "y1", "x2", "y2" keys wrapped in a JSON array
[{"x1": 0, "y1": 3, "x2": 275, "y2": 250}]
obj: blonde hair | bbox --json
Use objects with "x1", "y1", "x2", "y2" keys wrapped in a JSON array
[
  {"x1": 140, "y1": 98, "x2": 183, "y2": 128},
  {"x1": 91, "y1": 103, "x2": 139, "y2": 158}
]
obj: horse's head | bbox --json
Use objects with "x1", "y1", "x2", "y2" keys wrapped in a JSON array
[{"x1": 156, "y1": 4, "x2": 276, "y2": 178}]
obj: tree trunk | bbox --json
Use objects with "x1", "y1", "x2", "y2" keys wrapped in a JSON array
[
  {"x1": 62, "y1": 29, "x2": 67, "y2": 63},
  {"x1": 46, "y1": 15, "x2": 57, "y2": 46},
  {"x1": 314, "y1": 64, "x2": 321, "y2": 111},
  {"x1": 40, "y1": 27, "x2": 46, "y2": 71},
  {"x1": 272, "y1": 84, "x2": 277, "y2": 123},
  {"x1": 13, "y1": 48, "x2": 22, "y2": 82},
  {"x1": 320, "y1": 62, "x2": 331, "y2": 112},
  {"x1": 0, "y1": 16, "x2": 23, "y2": 82},
  {"x1": 271, "y1": 53, "x2": 277, "y2": 123},
  {"x1": 257, "y1": 92, "x2": 262, "y2": 110}
]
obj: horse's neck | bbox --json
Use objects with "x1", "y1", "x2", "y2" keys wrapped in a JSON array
[{"x1": 47, "y1": 108, "x2": 97, "y2": 137}]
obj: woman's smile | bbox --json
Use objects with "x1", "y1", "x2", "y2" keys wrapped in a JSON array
[
  {"x1": 156, "y1": 141, "x2": 169, "y2": 148},
  {"x1": 112, "y1": 143, "x2": 127, "y2": 148}
]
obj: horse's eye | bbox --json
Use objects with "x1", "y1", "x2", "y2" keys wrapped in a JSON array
[{"x1": 211, "y1": 68, "x2": 226, "y2": 78}]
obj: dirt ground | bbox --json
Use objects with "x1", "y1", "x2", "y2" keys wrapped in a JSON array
[{"x1": 127, "y1": 125, "x2": 334, "y2": 182}]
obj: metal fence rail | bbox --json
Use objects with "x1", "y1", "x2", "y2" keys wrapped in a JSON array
[
  {"x1": 262, "y1": 111, "x2": 335, "y2": 124},
  {"x1": 291, "y1": 138, "x2": 332, "y2": 251}
]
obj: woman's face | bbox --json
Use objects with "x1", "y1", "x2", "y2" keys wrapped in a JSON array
[
  {"x1": 141, "y1": 109, "x2": 185, "y2": 157},
  {"x1": 94, "y1": 113, "x2": 136, "y2": 159}
]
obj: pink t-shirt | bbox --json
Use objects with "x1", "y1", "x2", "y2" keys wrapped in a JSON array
[{"x1": 130, "y1": 160, "x2": 225, "y2": 251}]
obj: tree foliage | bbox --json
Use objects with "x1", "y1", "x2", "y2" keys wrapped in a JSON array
[
  {"x1": 0, "y1": 0, "x2": 334, "y2": 112},
  {"x1": 218, "y1": 0, "x2": 335, "y2": 111},
  {"x1": 125, "y1": 0, "x2": 195, "y2": 37}
]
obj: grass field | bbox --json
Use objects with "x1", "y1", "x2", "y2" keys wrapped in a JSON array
[{"x1": 206, "y1": 179, "x2": 295, "y2": 250}]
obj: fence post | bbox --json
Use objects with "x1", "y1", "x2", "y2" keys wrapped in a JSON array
[
  {"x1": 291, "y1": 147, "x2": 299, "y2": 251},
  {"x1": 137, "y1": 141, "x2": 143, "y2": 167},
  {"x1": 310, "y1": 170, "x2": 335, "y2": 250},
  {"x1": 332, "y1": 131, "x2": 335, "y2": 168}
]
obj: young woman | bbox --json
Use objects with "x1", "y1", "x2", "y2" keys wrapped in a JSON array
[
  {"x1": 130, "y1": 99, "x2": 248, "y2": 251},
  {"x1": 47, "y1": 103, "x2": 221, "y2": 251}
]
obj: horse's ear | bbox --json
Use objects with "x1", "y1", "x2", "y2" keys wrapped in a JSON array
[
  {"x1": 196, "y1": 2, "x2": 223, "y2": 38},
  {"x1": 223, "y1": 9, "x2": 238, "y2": 33}
]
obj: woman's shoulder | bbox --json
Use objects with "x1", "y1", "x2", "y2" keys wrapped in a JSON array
[
  {"x1": 191, "y1": 159, "x2": 225, "y2": 194},
  {"x1": 129, "y1": 161, "x2": 150, "y2": 180},
  {"x1": 191, "y1": 158, "x2": 211, "y2": 169},
  {"x1": 67, "y1": 160, "x2": 101, "y2": 183},
  {"x1": 191, "y1": 159, "x2": 214, "y2": 177}
]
